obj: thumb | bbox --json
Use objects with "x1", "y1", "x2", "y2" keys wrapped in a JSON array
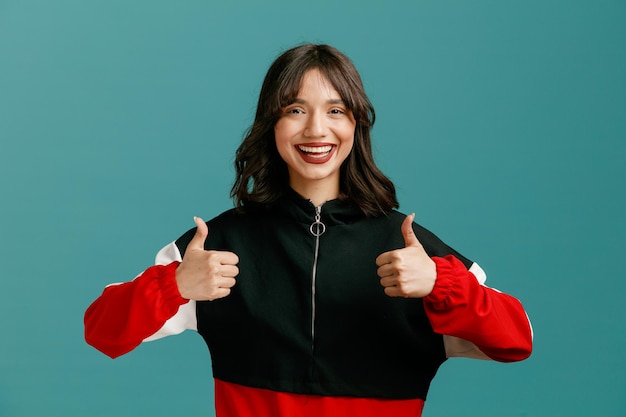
[
  {"x1": 402, "y1": 213, "x2": 420, "y2": 247},
  {"x1": 188, "y1": 216, "x2": 208, "y2": 251}
]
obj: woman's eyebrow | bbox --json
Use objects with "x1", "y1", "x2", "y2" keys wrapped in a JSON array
[{"x1": 290, "y1": 98, "x2": 346, "y2": 105}]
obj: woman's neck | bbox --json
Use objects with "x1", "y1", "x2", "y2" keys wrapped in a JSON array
[{"x1": 290, "y1": 179, "x2": 339, "y2": 207}]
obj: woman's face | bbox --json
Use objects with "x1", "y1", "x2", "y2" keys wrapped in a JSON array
[{"x1": 274, "y1": 69, "x2": 356, "y2": 199}]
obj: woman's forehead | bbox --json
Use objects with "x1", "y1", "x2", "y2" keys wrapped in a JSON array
[{"x1": 295, "y1": 69, "x2": 341, "y2": 98}]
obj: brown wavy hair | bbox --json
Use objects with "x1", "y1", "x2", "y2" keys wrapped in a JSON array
[{"x1": 231, "y1": 44, "x2": 398, "y2": 216}]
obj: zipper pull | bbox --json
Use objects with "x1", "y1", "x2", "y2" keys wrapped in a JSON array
[{"x1": 310, "y1": 205, "x2": 326, "y2": 237}]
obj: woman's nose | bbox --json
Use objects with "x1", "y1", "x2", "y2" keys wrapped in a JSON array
[{"x1": 304, "y1": 112, "x2": 327, "y2": 137}]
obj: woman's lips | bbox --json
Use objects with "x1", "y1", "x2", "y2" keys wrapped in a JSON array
[{"x1": 296, "y1": 143, "x2": 336, "y2": 164}]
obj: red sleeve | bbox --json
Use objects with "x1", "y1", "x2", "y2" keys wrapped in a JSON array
[
  {"x1": 84, "y1": 261, "x2": 188, "y2": 359},
  {"x1": 424, "y1": 255, "x2": 533, "y2": 362}
]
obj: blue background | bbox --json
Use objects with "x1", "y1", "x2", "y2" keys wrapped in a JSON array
[{"x1": 1, "y1": 1, "x2": 624, "y2": 416}]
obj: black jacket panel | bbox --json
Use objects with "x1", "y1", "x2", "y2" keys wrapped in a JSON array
[{"x1": 175, "y1": 193, "x2": 472, "y2": 399}]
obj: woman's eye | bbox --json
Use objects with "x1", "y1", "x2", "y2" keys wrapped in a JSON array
[
  {"x1": 329, "y1": 108, "x2": 345, "y2": 115},
  {"x1": 286, "y1": 108, "x2": 303, "y2": 115}
]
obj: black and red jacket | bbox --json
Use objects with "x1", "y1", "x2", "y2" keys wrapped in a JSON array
[{"x1": 85, "y1": 192, "x2": 532, "y2": 416}]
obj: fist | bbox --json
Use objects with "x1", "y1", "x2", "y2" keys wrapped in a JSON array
[
  {"x1": 175, "y1": 217, "x2": 239, "y2": 301},
  {"x1": 375, "y1": 214, "x2": 437, "y2": 298}
]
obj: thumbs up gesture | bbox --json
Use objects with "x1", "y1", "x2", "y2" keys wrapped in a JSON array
[
  {"x1": 175, "y1": 217, "x2": 239, "y2": 301},
  {"x1": 376, "y1": 214, "x2": 437, "y2": 298}
]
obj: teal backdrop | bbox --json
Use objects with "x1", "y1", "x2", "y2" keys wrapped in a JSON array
[{"x1": 1, "y1": 1, "x2": 624, "y2": 416}]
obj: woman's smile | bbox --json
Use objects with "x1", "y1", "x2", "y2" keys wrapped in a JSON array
[{"x1": 296, "y1": 142, "x2": 337, "y2": 163}]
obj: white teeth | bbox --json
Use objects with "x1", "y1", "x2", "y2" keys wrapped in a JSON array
[{"x1": 298, "y1": 145, "x2": 333, "y2": 153}]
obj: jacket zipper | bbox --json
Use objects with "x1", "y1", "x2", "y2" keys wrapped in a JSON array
[{"x1": 309, "y1": 204, "x2": 326, "y2": 351}]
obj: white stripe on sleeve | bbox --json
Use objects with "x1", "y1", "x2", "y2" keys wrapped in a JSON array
[{"x1": 469, "y1": 262, "x2": 487, "y2": 285}]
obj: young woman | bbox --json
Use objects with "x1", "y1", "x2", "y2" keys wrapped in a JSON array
[{"x1": 85, "y1": 44, "x2": 532, "y2": 417}]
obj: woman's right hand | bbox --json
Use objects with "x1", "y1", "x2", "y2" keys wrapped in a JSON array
[{"x1": 175, "y1": 217, "x2": 239, "y2": 301}]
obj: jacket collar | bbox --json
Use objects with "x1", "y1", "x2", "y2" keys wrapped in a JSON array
[{"x1": 273, "y1": 188, "x2": 365, "y2": 227}]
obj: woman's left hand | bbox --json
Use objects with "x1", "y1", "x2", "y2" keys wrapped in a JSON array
[{"x1": 375, "y1": 214, "x2": 437, "y2": 298}]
